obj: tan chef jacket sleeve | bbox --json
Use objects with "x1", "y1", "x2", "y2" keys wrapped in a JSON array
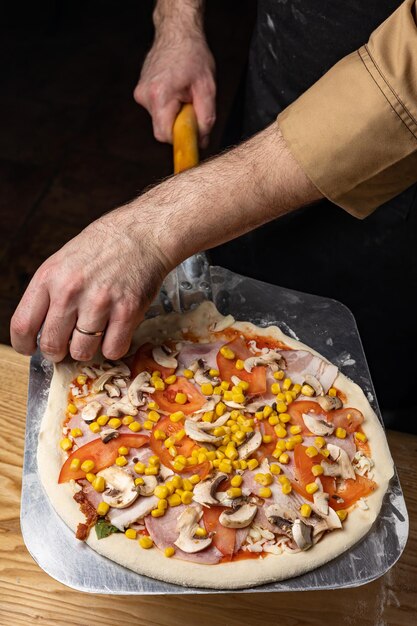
[{"x1": 278, "y1": 0, "x2": 417, "y2": 218}]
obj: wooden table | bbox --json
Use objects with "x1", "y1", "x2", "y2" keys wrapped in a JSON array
[{"x1": 0, "y1": 345, "x2": 416, "y2": 626}]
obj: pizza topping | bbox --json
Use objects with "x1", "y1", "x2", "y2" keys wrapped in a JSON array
[
  {"x1": 104, "y1": 382, "x2": 121, "y2": 398},
  {"x1": 303, "y1": 374, "x2": 324, "y2": 397},
  {"x1": 107, "y1": 400, "x2": 138, "y2": 417},
  {"x1": 292, "y1": 519, "x2": 313, "y2": 551},
  {"x1": 152, "y1": 345, "x2": 178, "y2": 369},
  {"x1": 174, "y1": 506, "x2": 213, "y2": 553},
  {"x1": 282, "y1": 350, "x2": 338, "y2": 393},
  {"x1": 192, "y1": 472, "x2": 228, "y2": 506},
  {"x1": 321, "y1": 444, "x2": 356, "y2": 480},
  {"x1": 81, "y1": 400, "x2": 103, "y2": 423},
  {"x1": 317, "y1": 394, "x2": 343, "y2": 411},
  {"x1": 209, "y1": 314, "x2": 235, "y2": 333},
  {"x1": 98, "y1": 466, "x2": 139, "y2": 509},
  {"x1": 184, "y1": 419, "x2": 223, "y2": 444},
  {"x1": 243, "y1": 349, "x2": 285, "y2": 373},
  {"x1": 137, "y1": 474, "x2": 158, "y2": 496},
  {"x1": 128, "y1": 371, "x2": 155, "y2": 407},
  {"x1": 92, "y1": 362, "x2": 131, "y2": 393},
  {"x1": 99, "y1": 427, "x2": 120, "y2": 443},
  {"x1": 302, "y1": 412, "x2": 334, "y2": 436},
  {"x1": 238, "y1": 431, "x2": 263, "y2": 460},
  {"x1": 109, "y1": 495, "x2": 159, "y2": 531},
  {"x1": 352, "y1": 451, "x2": 375, "y2": 478},
  {"x1": 312, "y1": 479, "x2": 330, "y2": 516},
  {"x1": 73, "y1": 490, "x2": 98, "y2": 540},
  {"x1": 219, "y1": 503, "x2": 257, "y2": 528}
]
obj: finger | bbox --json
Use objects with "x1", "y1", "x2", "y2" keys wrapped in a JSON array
[
  {"x1": 10, "y1": 273, "x2": 50, "y2": 355},
  {"x1": 39, "y1": 305, "x2": 77, "y2": 362},
  {"x1": 101, "y1": 302, "x2": 141, "y2": 361},
  {"x1": 192, "y1": 79, "x2": 216, "y2": 148},
  {"x1": 70, "y1": 297, "x2": 111, "y2": 362},
  {"x1": 151, "y1": 97, "x2": 183, "y2": 144}
]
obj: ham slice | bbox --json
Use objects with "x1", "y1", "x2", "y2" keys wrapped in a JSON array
[
  {"x1": 177, "y1": 341, "x2": 224, "y2": 372},
  {"x1": 145, "y1": 504, "x2": 222, "y2": 564},
  {"x1": 109, "y1": 495, "x2": 159, "y2": 531},
  {"x1": 282, "y1": 350, "x2": 338, "y2": 392},
  {"x1": 302, "y1": 435, "x2": 356, "y2": 460}
]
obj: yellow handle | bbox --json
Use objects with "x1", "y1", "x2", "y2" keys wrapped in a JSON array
[{"x1": 173, "y1": 104, "x2": 199, "y2": 174}]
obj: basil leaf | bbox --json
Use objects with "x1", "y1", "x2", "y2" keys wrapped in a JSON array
[{"x1": 95, "y1": 519, "x2": 120, "y2": 540}]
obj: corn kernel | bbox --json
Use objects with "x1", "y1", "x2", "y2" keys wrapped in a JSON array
[
  {"x1": 198, "y1": 452, "x2": 207, "y2": 463},
  {"x1": 97, "y1": 415, "x2": 109, "y2": 426},
  {"x1": 125, "y1": 528, "x2": 137, "y2": 540},
  {"x1": 320, "y1": 448, "x2": 330, "y2": 458},
  {"x1": 281, "y1": 482, "x2": 292, "y2": 495},
  {"x1": 153, "y1": 379, "x2": 165, "y2": 391},
  {"x1": 337, "y1": 509, "x2": 348, "y2": 521},
  {"x1": 164, "y1": 375, "x2": 177, "y2": 385},
  {"x1": 268, "y1": 414, "x2": 279, "y2": 426},
  {"x1": 173, "y1": 460, "x2": 185, "y2": 471},
  {"x1": 273, "y1": 370, "x2": 285, "y2": 380},
  {"x1": 276, "y1": 402, "x2": 288, "y2": 414},
  {"x1": 300, "y1": 504, "x2": 312, "y2": 518},
  {"x1": 202, "y1": 411, "x2": 214, "y2": 423},
  {"x1": 201, "y1": 383, "x2": 214, "y2": 396},
  {"x1": 70, "y1": 458, "x2": 81, "y2": 471},
  {"x1": 285, "y1": 439, "x2": 296, "y2": 451},
  {"x1": 225, "y1": 444, "x2": 238, "y2": 461},
  {"x1": 138, "y1": 535, "x2": 154, "y2": 549},
  {"x1": 175, "y1": 392, "x2": 187, "y2": 405},
  {"x1": 67, "y1": 403, "x2": 77, "y2": 414},
  {"x1": 167, "y1": 493, "x2": 181, "y2": 507},
  {"x1": 221, "y1": 380, "x2": 230, "y2": 391},
  {"x1": 152, "y1": 429, "x2": 165, "y2": 442},
  {"x1": 170, "y1": 410, "x2": 185, "y2": 423},
  {"x1": 81, "y1": 459, "x2": 95, "y2": 473},
  {"x1": 301, "y1": 384, "x2": 314, "y2": 397},
  {"x1": 92, "y1": 476, "x2": 106, "y2": 492},
  {"x1": 70, "y1": 428, "x2": 83, "y2": 438},
  {"x1": 151, "y1": 508, "x2": 165, "y2": 518},
  {"x1": 278, "y1": 475, "x2": 290, "y2": 485},
  {"x1": 171, "y1": 475, "x2": 182, "y2": 488},
  {"x1": 148, "y1": 410, "x2": 160, "y2": 423},
  {"x1": 271, "y1": 382, "x2": 281, "y2": 395},
  {"x1": 355, "y1": 431, "x2": 368, "y2": 443},
  {"x1": 183, "y1": 369, "x2": 194, "y2": 379},
  {"x1": 89, "y1": 422, "x2": 100, "y2": 434},
  {"x1": 194, "y1": 527, "x2": 207, "y2": 538},
  {"x1": 221, "y1": 346, "x2": 236, "y2": 360},
  {"x1": 154, "y1": 485, "x2": 169, "y2": 499},
  {"x1": 256, "y1": 472, "x2": 273, "y2": 486},
  {"x1": 328, "y1": 387, "x2": 337, "y2": 397},
  {"x1": 108, "y1": 418, "x2": 122, "y2": 429},
  {"x1": 235, "y1": 359, "x2": 245, "y2": 370},
  {"x1": 118, "y1": 446, "x2": 129, "y2": 456},
  {"x1": 219, "y1": 460, "x2": 232, "y2": 473},
  {"x1": 292, "y1": 383, "x2": 302, "y2": 395},
  {"x1": 276, "y1": 440, "x2": 287, "y2": 452},
  {"x1": 145, "y1": 466, "x2": 159, "y2": 475},
  {"x1": 281, "y1": 377, "x2": 291, "y2": 391},
  {"x1": 135, "y1": 477, "x2": 144, "y2": 486},
  {"x1": 164, "y1": 546, "x2": 175, "y2": 558},
  {"x1": 305, "y1": 446, "x2": 319, "y2": 458},
  {"x1": 215, "y1": 402, "x2": 226, "y2": 417},
  {"x1": 279, "y1": 453, "x2": 290, "y2": 464},
  {"x1": 181, "y1": 490, "x2": 194, "y2": 504},
  {"x1": 279, "y1": 412, "x2": 291, "y2": 423},
  {"x1": 96, "y1": 501, "x2": 109, "y2": 516},
  {"x1": 115, "y1": 456, "x2": 127, "y2": 467},
  {"x1": 315, "y1": 436, "x2": 326, "y2": 449},
  {"x1": 262, "y1": 434, "x2": 273, "y2": 444},
  {"x1": 312, "y1": 464, "x2": 324, "y2": 477},
  {"x1": 274, "y1": 424, "x2": 287, "y2": 439},
  {"x1": 168, "y1": 445, "x2": 177, "y2": 457},
  {"x1": 306, "y1": 482, "x2": 319, "y2": 495},
  {"x1": 285, "y1": 392, "x2": 293, "y2": 405},
  {"x1": 247, "y1": 458, "x2": 259, "y2": 471},
  {"x1": 182, "y1": 479, "x2": 193, "y2": 492},
  {"x1": 142, "y1": 420, "x2": 153, "y2": 430},
  {"x1": 128, "y1": 421, "x2": 142, "y2": 432},
  {"x1": 335, "y1": 427, "x2": 347, "y2": 439},
  {"x1": 289, "y1": 425, "x2": 301, "y2": 435},
  {"x1": 227, "y1": 487, "x2": 242, "y2": 498},
  {"x1": 148, "y1": 401, "x2": 159, "y2": 410},
  {"x1": 60, "y1": 437, "x2": 73, "y2": 451},
  {"x1": 259, "y1": 487, "x2": 272, "y2": 498},
  {"x1": 270, "y1": 463, "x2": 281, "y2": 475},
  {"x1": 86, "y1": 472, "x2": 96, "y2": 483},
  {"x1": 230, "y1": 474, "x2": 243, "y2": 487}
]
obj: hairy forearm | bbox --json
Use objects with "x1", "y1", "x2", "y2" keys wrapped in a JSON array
[
  {"x1": 124, "y1": 123, "x2": 323, "y2": 268},
  {"x1": 153, "y1": 0, "x2": 205, "y2": 39}
]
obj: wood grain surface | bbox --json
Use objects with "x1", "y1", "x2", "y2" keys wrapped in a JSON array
[{"x1": 0, "y1": 344, "x2": 416, "y2": 626}]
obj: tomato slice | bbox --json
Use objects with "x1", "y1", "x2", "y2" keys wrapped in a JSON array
[
  {"x1": 216, "y1": 338, "x2": 266, "y2": 396},
  {"x1": 256, "y1": 421, "x2": 277, "y2": 459},
  {"x1": 288, "y1": 401, "x2": 328, "y2": 435},
  {"x1": 58, "y1": 434, "x2": 148, "y2": 483},
  {"x1": 327, "y1": 408, "x2": 364, "y2": 434},
  {"x1": 149, "y1": 416, "x2": 211, "y2": 478},
  {"x1": 153, "y1": 377, "x2": 206, "y2": 415},
  {"x1": 321, "y1": 475, "x2": 377, "y2": 510},
  {"x1": 202, "y1": 506, "x2": 236, "y2": 558},
  {"x1": 131, "y1": 343, "x2": 175, "y2": 378}
]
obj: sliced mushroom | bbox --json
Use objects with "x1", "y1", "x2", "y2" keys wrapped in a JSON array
[
  {"x1": 192, "y1": 413, "x2": 230, "y2": 431},
  {"x1": 152, "y1": 345, "x2": 178, "y2": 369},
  {"x1": 244, "y1": 349, "x2": 285, "y2": 373},
  {"x1": 311, "y1": 507, "x2": 342, "y2": 535},
  {"x1": 92, "y1": 362, "x2": 130, "y2": 392},
  {"x1": 107, "y1": 400, "x2": 138, "y2": 417},
  {"x1": 81, "y1": 400, "x2": 102, "y2": 423},
  {"x1": 108, "y1": 495, "x2": 158, "y2": 531},
  {"x1": 322, "y1": 444, "x2": 356, "y2": 480},
  {"x1": 104, "y1": 382, "x2": 121, "y2": 398},
  {"x1": 98, "y1": 466, "x2": 139, "y2": 509},
  {"x1": 137, "y1": 475, "x2": 158, "y2": 496},
  {"x1": 292, "y1": 519, "x2": 313, "y2": 550},
  {"x1": 265, "y1": 503, "x2": 298, "y2": 536},
  {"x1": 81, "y1": 366, "x2": 97, "y2": 379},
  {"x1": 209, "y1": 314, "x2": 235, "y2": 332},
  {"x1": 245, "y1": 400, "x2": 267, "y2": 414},
  {"x1": 184, "y1": 419, "x2": 223, "y2": 444},
  {"x1": 304, "y1": 374, "x2": 324, "y2": 397},
  {"x1": 174, "y1": 507, "x2": 213, "y2": 553},
  {"x1": 266, "y1": 514, "x2": 293, "y2": 537},
  {"x1": 214, "y1": 492, "x2": 247, "y2": 509},
  {"x1": 238, "y1": 431, "x2": 263, "y2": 459},
  {"x1": 128, "y1": 371, "x2": 155, "y2": 407},
  {"x1": 159, "y1": 464, "x2": 174, "y2": 481},
  {"x1": 194, "y1": 367, "x2": 220, "y2": 386},
  {"x1": 100, "y1": 427, "x2": 120, "y2": 443},
  {"x1": 219, "y1": 503, "x2": 257, "y2": 528},
  {"x1": 312, "y1": 478, "x2": 329, "y2": 515},
  {"x1": 302, "y1": 412, "x2": 334, "y2": 436},
  {"x1": 317, "y1": 395, "x2": 343, "y2": 411},
  {"x1": 223, "y1": 399, "x2": 246, "y2": 410},
  {"x1": 192, "y1": 473, "x2": 228, "y2": 506},
  {"x1": 193, "y1": 396, "x2": 222, "y2": 414}
]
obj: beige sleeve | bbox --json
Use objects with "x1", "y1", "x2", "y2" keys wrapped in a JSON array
[{"x1": 278, "y1": 0, "x2": 417, "y2": 218}]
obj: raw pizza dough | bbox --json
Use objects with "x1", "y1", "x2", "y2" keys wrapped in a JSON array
[{"x1": 37, "y1": 302, "x2": 394, "y2": 589}]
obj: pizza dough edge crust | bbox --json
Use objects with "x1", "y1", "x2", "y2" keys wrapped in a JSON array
[{"x1": 37, "y1": 301, "x2": 394, "y2": 589}]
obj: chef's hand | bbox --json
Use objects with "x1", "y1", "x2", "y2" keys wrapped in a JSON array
[
  {"x1": 10, "y1": 205, "x2": 173, "y2": 363},
  {"x1": 134, "y1": 1, "x2": 216, "y2": 148}
]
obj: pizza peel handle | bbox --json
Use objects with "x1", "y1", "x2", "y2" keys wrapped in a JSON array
[
  {"x1": 169, "y1": 105, "x2": 212, "y2": 310},
  {"x1": 173, "y1": 103, "x2": 199, "y2": 173}
]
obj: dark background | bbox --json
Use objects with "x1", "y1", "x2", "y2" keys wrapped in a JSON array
[{"x1": 0, "y1": 0, "x2": 255, "y2": 339}]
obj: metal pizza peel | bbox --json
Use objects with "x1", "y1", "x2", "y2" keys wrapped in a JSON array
[{"x1": 21, "y1": 106, "x2": 408, "y2": 594}]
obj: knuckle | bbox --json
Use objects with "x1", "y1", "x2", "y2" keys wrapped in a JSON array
[
  {"x1": 10, "y1": 314, "x2": 31, "y2": 338},
  {"x1": 40, "y1": 340, "x2": 61, "y2": 355},
  {"x1": 70, "y1": 348, "x2": 94, "y2": 362}
]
